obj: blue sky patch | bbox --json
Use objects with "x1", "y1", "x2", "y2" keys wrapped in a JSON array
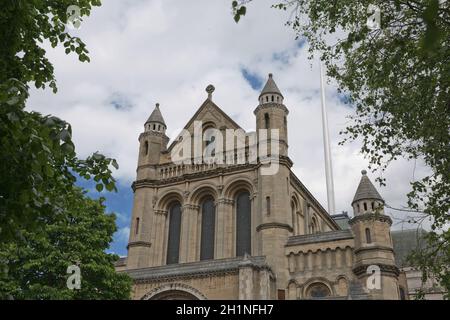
[{"x1": 241, "y1": 68, "x2": 263, "y2": 90}]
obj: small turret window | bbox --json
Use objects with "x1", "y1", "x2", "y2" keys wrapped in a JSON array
[
  {"x1": 365, "y1": 228, "x2": 372, "y2": 243},
  {"x1": 264, "y1": 113, "x2": 270, "y2": 129},
  {"x1": 357, "y1": 204, "x2": 360, "y2": 213},
  {"x1": 266, "y1": 96, "x2": 268, "y2": 102},
  {"x1": 153, "y1": 124, "x2": 156, "y2": 130},
  {"x1": 271, "y1": 95, "x2": 274, "y2": 102},
  {"x1": 266, "y1": 196, "x2": 271, "y2": 216},
  {"x1": 363, "y1": 202, "x2": 367, "y2": 211},
  {"x1": 371, "y1": 202, "x2": 375, "y2": 210},
  {"x1": 135, "y1": 217, "x2": 140, "y2": 235}
]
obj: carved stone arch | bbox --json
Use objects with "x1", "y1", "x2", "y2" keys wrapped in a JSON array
[
  {"x1": 155, "y1": 190, "x2": 184, "y2": 211},
  {"x1": 141, "y1": 283, "x2": 207, "y2": 300},
  {"x1": 188, "y1": 184, "x2": 219, "y2": 205},
  {"x1": 302, "y1": 277, "x2": 335, "y2": 299},
  {"x1": 223, "y1": 177, "x2": 256, "y2": 199},
  {"x1": 202, "y1": 120, "x2": 217, "y2": 129},
  {"x1": 291, "y1": 193, "x2": 301, "y2": 210}
]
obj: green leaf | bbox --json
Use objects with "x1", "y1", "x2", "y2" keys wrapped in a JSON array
[
  {"x1": 111, "y1": 159, "x2": 119, "y2": 170},
  {"x1": 95, "y1": 184, "x2": 104, "y2": 192}
]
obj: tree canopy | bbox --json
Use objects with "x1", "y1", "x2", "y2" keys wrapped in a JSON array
[
  {"x1": 0, "y1": 0, "x2": 131, "y2": 299},
  {"x1": 0, "y1": 187, "x2": 131, "y2": 299},
  {"x1": 232, "y1": 0, "x2": 449, "y2": 297}
]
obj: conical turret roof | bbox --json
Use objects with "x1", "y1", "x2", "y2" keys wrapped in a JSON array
[
  {"x1": 259, "y1": 73, "x2": 283, "y2": 98},
  {"x1": 146, "y1": 103, "x2": 166, "y2": 126},
  {"x1": 352, "y1": 170, "x2": 384, "y2": 204}
]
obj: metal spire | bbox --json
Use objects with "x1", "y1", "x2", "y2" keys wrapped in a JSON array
[{"x1": 319, "y1": 61, "x2": 336, "y2": 215}]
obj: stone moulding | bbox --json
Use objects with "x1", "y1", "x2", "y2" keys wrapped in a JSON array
[
  {"x1": 353, "y1": 263, "x2": 400, "y2": 277},
  {"x1": 256, "y1": 222, "x2": 293, "y2": 233},
  {"x1": 141, "y1": 283, "x2": 208, "y2": 300},
  {"x1": 348, "y1": 213, "x2": 393, "y2": 226},
  {"x1": 353, "y1": 245, "x2": 394, "y2": 255},
  {"x1": 127, "y1": 241, "x2": 152, "y2": 250},
  {"x1": 286, "y1": 229, "x2": 354, "y2": 247},
  {"x1": 125, "y1": 256, "x2": 273, "y2": 283}
]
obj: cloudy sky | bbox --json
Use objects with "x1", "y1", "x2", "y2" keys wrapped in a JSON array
[{"x1": 27, "y1": 0, "x2": 428, "y2": 256}]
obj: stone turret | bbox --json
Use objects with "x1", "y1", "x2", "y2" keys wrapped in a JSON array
[
  {"x1": 137, "y1": 103, "x2": 169, "y2": 180},
  {"x1": 349, "y1": 170, "x2": 400, "y2": 299},
  {"x1": 254, "y1": 73, "x2": 289, "y2": 157}
]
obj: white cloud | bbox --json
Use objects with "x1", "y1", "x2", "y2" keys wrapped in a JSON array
[
  {"x1": 27, "y1": 0, "x2": 429, "y2": 230},
  {"x1": 115, "y1": 227, "x2": 130, "y2": 243}
]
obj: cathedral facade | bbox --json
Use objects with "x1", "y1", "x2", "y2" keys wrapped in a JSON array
[{"x1": 116, "y1": 74, "x2": 406, "y2": 300}]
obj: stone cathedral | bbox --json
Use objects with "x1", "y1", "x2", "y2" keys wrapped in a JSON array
[{"x1": 116, "y1": 74, "x2": 408, "y2": 300}]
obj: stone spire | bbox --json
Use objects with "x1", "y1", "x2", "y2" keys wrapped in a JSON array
[
  {"x1": 146, "y1": 103, "x2": 166, "y2": 126},
  {"x1": 352, "y1": 170, "x2": 383, "y2": 205},
  {"x1": 259, "y1": 73, "x2": 283, "y2": 99}
]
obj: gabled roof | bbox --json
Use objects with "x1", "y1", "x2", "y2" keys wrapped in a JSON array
[
  {"x1": 146, "y1": 103, "x2": 166, "y2": 126},
  {"x1": 259, "y1": 73, "x2": 283, "y2": 98},
  {"x1": 167, "y1": 98, "x2": 243, "y2": 152},
  {"x1": 352, "y1": 170, "x2": 383, "y2": 204}
]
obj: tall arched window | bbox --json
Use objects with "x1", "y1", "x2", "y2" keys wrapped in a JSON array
[
  {"x1": 166, "y1": 202, "x2": 182, "y2": 264},
  {"x1": 311, "y1": 216, "x2": 318, "y2": 234},
  {"x1": 200, "y1": 198, "x2": 216, "y2": 260},
  {"x1": 144, "y1": 141, "x2": 149, "y2": 155},
  {"x1": 236, "y1": 191, "x2": 251, "y2": 257},
  {"x1": 365, "y1": 228, "x2": 372, "y2": 244},
  {"x1": 291, "y1": 202, "x2": 296, "y2": 234}
]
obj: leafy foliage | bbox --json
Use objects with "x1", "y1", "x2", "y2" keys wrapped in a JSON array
[
  {"x1": 0, "y1": 0, "x2": 100, "y2": 92},
  {"x1": 0, "y1": 187, "x2": 131, "y2": 299},
  {"x1": 232, "y1": 0, "x2": 449, "y2": 297},
  {"x1": 0, "y1": 0, "x2": 132, "y2": 299}
]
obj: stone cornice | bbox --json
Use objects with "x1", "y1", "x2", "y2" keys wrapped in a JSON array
[
  {"x1": 123, "y1": 256, "x2": 273, "y2": 283},
  {"x1": 349, "y1": 213, "x2": 393, "y2": 226},
  {"x1": 353, "y1": 263, "x2": 400, "y2": 277},
  {"x1": 286, "y1": 230, "x2": 354, "y2": 247},
  {"x1": 132, "y1": 157, "x2": 293, "y2": 191},
  {"x1": 253, "y1": 103, "x2": 289, "y2": 115},
  {"x1": 139, "y1": 131, "x2": 169, "y2": 141},
  {"x1": 353, "y1": 245, "x2": 394, "y2": 255},
  {"x1": 127, "y1": 241, "x2": 152, "y2": 250},
  {"x1": 256, "y1": 222, "x2": 293, "y2": 233}
]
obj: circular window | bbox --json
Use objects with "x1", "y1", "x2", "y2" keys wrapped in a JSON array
[{"x1": 307, "y1": 283, "x2": 331, "y2": 298}]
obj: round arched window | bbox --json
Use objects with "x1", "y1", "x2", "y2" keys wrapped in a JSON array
[{"x1": 307, "y1": 283, "x2": 331, "y2": 298}]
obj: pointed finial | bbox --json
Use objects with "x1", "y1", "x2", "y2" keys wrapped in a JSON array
[
  {"x1": 156, "y1": 102, "x2": 160, "y2": 109},
  {"x1": 206, "y1": 84, "x2": 215, "y2": 100},
  {"x1": 361, "y1": 169, "x2": 367, "y2": 175},
  {"x1": 268, "y1": 73, "x2": 273, "y2": 78}
]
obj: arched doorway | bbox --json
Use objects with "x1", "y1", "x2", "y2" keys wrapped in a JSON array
[
  {"x1": 141, "y1": 283, "x2": 207, "y2": 300},
  {"x1": 150, "y1": 290, "x2": 199, "y2": 300}
]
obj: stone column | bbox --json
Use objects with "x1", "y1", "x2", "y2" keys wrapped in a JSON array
[
  {"x1": 186, "y1": 204, "x2": 200, "y2": 262},
  {"x1": 152, "y1": 209, "x2": 167, "y2": 266},
  {"x1": 179, "y1": 204, "x2": 193, "y2": 263},
  {"x1": 215, "y1": 198, "x2": 234, "y2": 259}
]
